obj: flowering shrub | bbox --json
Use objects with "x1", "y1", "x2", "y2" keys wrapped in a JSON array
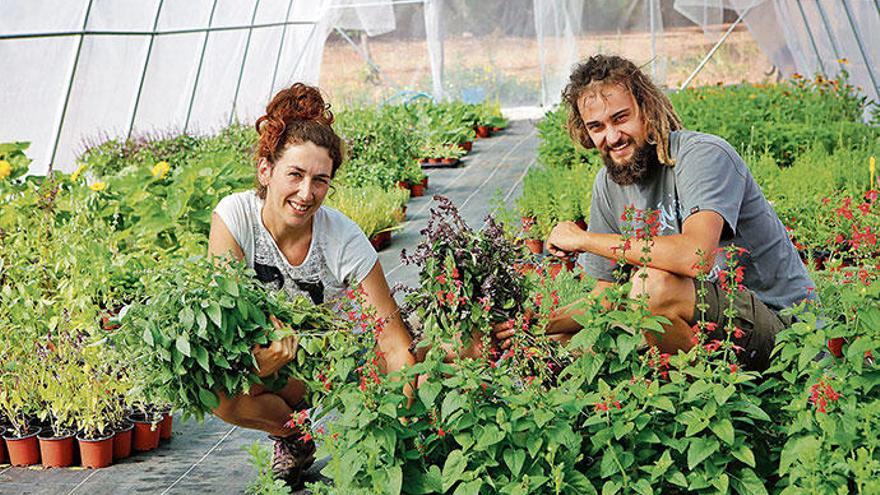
[{"x1": 765, "y1": 266, "x2": 880, "y2": 492}]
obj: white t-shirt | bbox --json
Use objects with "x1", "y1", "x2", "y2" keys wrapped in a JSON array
[{"x1": 213, "y1": 191, "x2": 378, "y2": 304}]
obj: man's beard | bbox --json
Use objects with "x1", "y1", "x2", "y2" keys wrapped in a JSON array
[{"x1": 602, "y1": 140, "x2": 659, "y2": 186}]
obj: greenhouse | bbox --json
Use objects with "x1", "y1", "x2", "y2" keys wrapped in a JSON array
[{"x1": 0, "y1": 0, "x2": 878, "y2": 493}]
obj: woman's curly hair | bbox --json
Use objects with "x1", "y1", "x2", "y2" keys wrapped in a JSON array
[
  {"x1": 254, "y1": 83, "x2": 344, "y2": 198},
  {"x1": 562, "y1": 55, "x2": 682, "y2": 166}
]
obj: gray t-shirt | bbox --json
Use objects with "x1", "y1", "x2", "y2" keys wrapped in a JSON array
[
  {"x1": 214, "y1": 191, "x2": 378, "y2": 305},
  {"x1": 580, "y1": 130, "x2": 814, "y2": 311}
]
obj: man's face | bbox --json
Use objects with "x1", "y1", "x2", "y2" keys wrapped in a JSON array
[{"x1": 578, "y1": 84, "x2": 655, "y2": 185}]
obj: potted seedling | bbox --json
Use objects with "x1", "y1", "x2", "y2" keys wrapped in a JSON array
[
  {"x1": 36, "y1": 360, "x2": 79, "y2": 468},
  {"x1": 127, "y1": 403, "x2": 162, "y2": 453},
  {"x1": 73, "y1": 351, "x2": 118, "y2": 468},
  {"x1": 400, "y1": 161, "x2": 426, "y2": 196},
  {"x1": 0, "y1": 352, "x2": 41, "y2": 466},
  {"x1": 327, "y1": 185, "x2": 407, "y2": 249},
  {"x1": 438, "y1": 144, "x2": 465, "y2": 166}
]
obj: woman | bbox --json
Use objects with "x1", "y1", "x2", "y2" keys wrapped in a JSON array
[{"x1": 208, "y1": 83, "x2": 415, "y2": 486}]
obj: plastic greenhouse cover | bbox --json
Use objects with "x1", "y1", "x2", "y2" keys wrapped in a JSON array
[{"x1": 2, "y1": 0, "x2": 876, "y2": 175}]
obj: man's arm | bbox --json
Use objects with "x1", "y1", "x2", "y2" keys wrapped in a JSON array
[
  {"x1": 545, "y1": 280, "x2": 615, "y2": 336},
  {"x1": 547, "y1": 211, "x2": 725, "y2": 279},
  {"x1": 495, "y1": 280, "x2": 614, "y2": 347}
]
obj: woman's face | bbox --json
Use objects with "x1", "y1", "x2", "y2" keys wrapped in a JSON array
[{"x1": 259, "y1": 141, "x2": 333, "y2": 229}]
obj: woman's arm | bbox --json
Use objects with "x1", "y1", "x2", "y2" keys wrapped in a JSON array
[
  {"x1": 358, "y1": 261, "x2": 416, "y2": 374},
  {"x1": 208, "y1": 212, "x2": 245, "y2": 261},
  {"x1": 209, "y1": 213, "x2": 295, "y2": 377}
]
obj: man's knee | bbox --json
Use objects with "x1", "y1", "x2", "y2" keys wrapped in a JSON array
[{"x1": 628, "y1": 267, "x2": 690, "y2": 316}]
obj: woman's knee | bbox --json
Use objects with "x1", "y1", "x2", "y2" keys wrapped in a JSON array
[{"x1": 213, "y1": 391, "x2": 245, "y2": 423}]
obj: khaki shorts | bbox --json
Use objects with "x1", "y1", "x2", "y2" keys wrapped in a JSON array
[{"x1": 698, "y1": 281, "x2": 793, "y2": 372}]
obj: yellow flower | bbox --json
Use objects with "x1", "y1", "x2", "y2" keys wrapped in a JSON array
[
  {"x1": 151, "y1": 161, "x2": 170, "y2": 179},
  {"x1": 838, "y1": 58, "x2": 849, "y2": 65},
  {"x1": 0, "y1": 160, "x2": 11, "y2": 179},
  {"x1": 749, "y1": 94, "x2": 757, "y2": 100},
  {"x1": 71, "y1": 163, "x2": 87, "y2": 182},
  {"x1": 89, "y1": 181, "x2": 107, "y2": 192}
]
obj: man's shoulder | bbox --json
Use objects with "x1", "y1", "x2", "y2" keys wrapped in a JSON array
[
  {"x1": 671, "y1": 129, "x2": 735, "y2": 154},
  {"x1": 671, "y1": 130, "x2": 745, "y2": 173}
]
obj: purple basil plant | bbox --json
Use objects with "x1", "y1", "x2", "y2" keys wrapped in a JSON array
[{"x1": 400, "y1": 196, "x2": 531, "y2": 326}]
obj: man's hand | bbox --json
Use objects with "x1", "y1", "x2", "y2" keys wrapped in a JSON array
[
  {"x1": 493, "y1": 319, "x2": 516, "y2": 350},
  {"x1": 252, "y1": 315, "x2": 298, "y2": 378},
  {"x1": 546, "y1": 221, "x2": 588, "y2": 259},
  {"x1": 493, "y1": 310, "x2": 536, "y2": 350}
]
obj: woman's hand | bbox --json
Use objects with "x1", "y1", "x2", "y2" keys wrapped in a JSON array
[{"x1": 252, "y1": 315, "x2": 299, "y2": 378}]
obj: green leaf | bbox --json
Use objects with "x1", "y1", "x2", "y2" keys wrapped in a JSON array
[
  {"x1": 198, "y1": 388, "x2": 219, "y2": 410},
  {"x1": 633, "y1": 479, "x2": 653, "y2": 495},
  {"x1": 526, "y1": 436, "x2": 543, "y2": 458},
  {"x1": 453, "y1": 480, "x2": 482, "y2": 495},
  {"x1": 731, "y1": 444, "x2": 756, "y2": 468},
  {"x1": 442, "y1": 391, "x2": 467, "y2": 420},
  {"x1": 667, "y1": 471, "x2": 687, "y2": 487},
  {"x1": 600, "y1": 448, "x2": 618, "y2": 478},
  {"x1": 476, "y1": 424, "x2": 504, "y2": 450},
  {"x1": 732, "y1": 468, "x2": 769, "y2": 495},
  {"x1": 206, "y1": 301, "x2": 223, "y2": 328},
  {"x1": 503, "y1": 448, "x2": 525, "y2": 478},
  {"x1": 650, "y1": 450, "x2": 673, "y2": 480},
  {"x1": 779, "y1": 435, "x2": 820, "y2": 475},
  {"x1": 221, "y1": 278, "x2": 240, "y2": 297},
  {"x1": 193, "y1": 345, "x2": 210, "y2": 372},
  {"x1": 565, "y1": 470, "x2": 597, "y2": 495},
  {"x1": 714, "y1": 384, "x2": 735, "y2": 405},
  {"x1": 710, "y1": 418, "x2": 735, "y2": 446},
  {"x1": 236, "y1": 297, "x2": 249, "y2": 321},
  {"x1": 685, "y1": 380, "x2": 712, "y2": 402},
  {"x1": 379, "y1": 400, "x2": 398, "y2": 418},
  {"x1": 711, "y1": 473, "x2": 729, "y2": 493},
  {"x1": 616, "y1": 333, "x2": 637, "y2": 360},
  {"x1": 442, "y1": 450, "x2": 467, "y2": 492},
  {"x1": 213, "y1": 353, "x2": 230, "y2": 369},
  {"x1": 739, "y1": 401, "x2": 771, "y2": 422},
  {"x1": 175, "y1": 335, "x2": 191, "y2": 357},
  {"x1": 682, "y1": 410, "x2": 709, "y2": 437},
  {"x1": 418, "y1": 380, "x2": 441, "y2": 408},
  {"x1": 424, "y1": 465, "x2": 443, "y2": 492},
  {"x1": 687, "y1": 437, "x2": 720, "y2": 470},
  {"x1": 142, "y1": 327, "x2": 154, "y2": 346},
  {"x1": 650, "y1": 396, "x2": 675, "y2": 413},
  {"x1": 601, "y1": 480, "x2": 621, "y2": 495},
  {"x1": 384, "y1": 464, "x2": 402, "y2": 495},
  {"x1": 180, "y1": 306, "x2": 195, "y2": 330},
  {"x1": 196, "y1": 309, "x2": 207, "y2": 332}
]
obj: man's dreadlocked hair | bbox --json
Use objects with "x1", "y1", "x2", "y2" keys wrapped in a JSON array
[{"x1": 562, "y1": 55, "x2": 682, "y2": 166}]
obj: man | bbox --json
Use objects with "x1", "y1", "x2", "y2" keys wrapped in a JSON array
[{"x1": 513, "y1": 55, "x2": 813, "y2": 371}]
